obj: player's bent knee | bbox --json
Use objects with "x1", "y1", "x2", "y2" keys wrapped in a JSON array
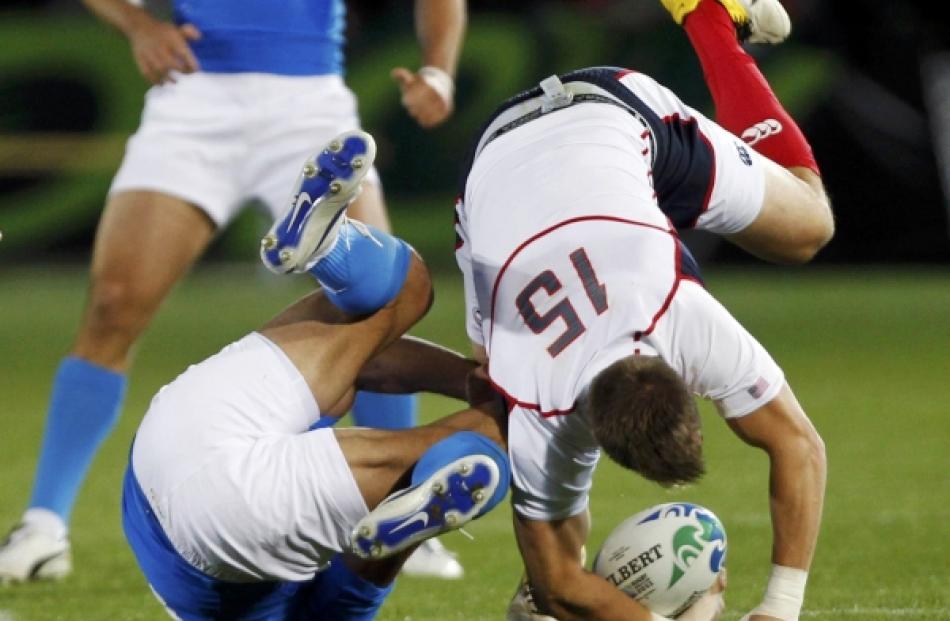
[
  {"x1": 396, "y1": 251, "x2": 434, "y2": 319},
  {"x1": 324, "y1": 237, "x2": 413, "y2": 315}
]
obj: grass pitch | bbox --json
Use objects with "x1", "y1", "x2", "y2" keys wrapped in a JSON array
[{"x1": 0, "y1": 266, "x2": 948, "y2": 620}]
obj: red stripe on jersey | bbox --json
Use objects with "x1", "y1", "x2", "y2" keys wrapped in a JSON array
[
  {"x1": 487, "y1": 215, "x2": 680, "y2": 417},
  {"x1": 636, "y1": 240, "x2": 684, "y2": 340},
  {"x1": 489, "y1": 376, "x2": 577, "y2": 418}
]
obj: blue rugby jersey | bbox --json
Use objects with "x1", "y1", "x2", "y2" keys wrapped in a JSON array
[{"x1": 174, "y1": 0, "x2": 345, "y2": 75}]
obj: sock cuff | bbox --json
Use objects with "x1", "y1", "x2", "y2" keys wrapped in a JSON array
[
  {"x1": 58, "y1": 356, "x2": 127, "y2": 393},
  {"x1": 323, "y1": 235, "x2": 412, "y2": 316},
  {"x1": 351, "y1": 391, "x2": 418, "y2": 430}
]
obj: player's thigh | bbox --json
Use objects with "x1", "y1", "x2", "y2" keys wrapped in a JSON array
[
  {"x1": 75, "y1": 192, "x2": 216, "y2": 364},
  {"x1": 87, "y1": 191, "x2": 215, "y2": 310},
  {"x1": 261, "y1": 254, "x2": 430, "y2": 411}
]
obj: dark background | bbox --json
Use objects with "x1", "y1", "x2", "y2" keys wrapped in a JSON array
[{"x1": 1, "y1": 0, "x2": 948, "y2": 267}]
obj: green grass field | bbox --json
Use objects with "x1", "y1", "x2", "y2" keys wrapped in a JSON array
[{"x1": 1, "y1": 266, "x2": 948, "y2": 620}]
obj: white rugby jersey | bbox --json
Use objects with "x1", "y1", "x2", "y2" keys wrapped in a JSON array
[{"x1": 455, "y1": 68, "x2": 783, "y2": 520}]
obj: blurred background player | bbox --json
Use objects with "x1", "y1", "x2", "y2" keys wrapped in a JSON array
[
  {"x1": 0, "y1": 0, "x2": 468, "y2": 582},
  {"x1": 448, "y1": 0, "x2": 830, "y2": 619}
]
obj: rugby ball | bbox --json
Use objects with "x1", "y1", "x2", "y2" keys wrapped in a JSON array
[{"x1": 592, "y1": 502, "x2": 726, "y2": 618}]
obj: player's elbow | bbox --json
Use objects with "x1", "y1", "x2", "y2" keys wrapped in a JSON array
[
  {"x1": 784, "y1": 422, "x2": 827, "y2": 480},
  {"x1": 793, "y1": 210, "x2": 834, "y2": 264},
  {"x1": 780, "y1": 167, "x2": 835, "y2": 264},
  {"x1": 784, "y1": 194, "x2": 835, "y2": 265}
]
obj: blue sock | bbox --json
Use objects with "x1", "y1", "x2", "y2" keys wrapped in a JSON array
[
  {"x1": 351, "y1": 392, "x2": 417, "y2": 430},
  {"x1": 296, "y1": 554, "x2": 393, "y2": 621},
  {"x1": 29, "y1": 357, "x2": 127, "y2": 522},
  {"x1": 411, "y1": 431, "x2": 510, "y2": 517},
  {"x1": 309, "y1": 221, "x2": 411, "y2": 316}
]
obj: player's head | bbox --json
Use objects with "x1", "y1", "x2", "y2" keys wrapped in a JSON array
[{"x1": 585, "y1": 355, "x2": 704, "y2": 486}]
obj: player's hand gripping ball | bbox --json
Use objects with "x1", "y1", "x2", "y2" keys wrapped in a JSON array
[{"x1": 593, "y1": 502, "x2": 727, "y2": 618}]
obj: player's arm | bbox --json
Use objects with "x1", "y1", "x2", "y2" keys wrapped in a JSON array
[
  {"x1": 355, "y1": 335, "x2": 477, "y2": 401},
  {"x1": 726, "y1": 160, "x2": 833, "y2": 265},
  {"x1": 514, "y1": 511, "x2": 723, "y2": 621},
  {"x1": 82, "y1": 0, "x2": 200, "y2": 84},
  {"x1": 724, "y1": 383, "x2": 827, "y2": 621},
  {"x1": 391, "y1": 0, "x2": 466, "y2": 128}
]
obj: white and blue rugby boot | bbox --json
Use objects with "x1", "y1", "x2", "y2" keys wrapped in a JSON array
[
  {"x1": 351, "y1": 454, "x2": 502, "y2": 560},
  {"x1": 261, "y1": 130, "x2": 376, "y2": 274}
]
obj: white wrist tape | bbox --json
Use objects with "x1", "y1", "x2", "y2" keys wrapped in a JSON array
[
  {"x1": 650, "y1": 613, "x2": 672, "y2": 621},
  {"x1": 418, "y1": 65, "x2": 455, "y2": 104},
  {"x1": 748, "y1": 564, "x2": 808, "y2": 621}
]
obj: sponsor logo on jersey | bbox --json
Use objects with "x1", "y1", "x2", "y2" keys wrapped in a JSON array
[
  {"x1": 735, "y1": 143, "x2": 753, "y2": 166},
  {"x1": 741, "y1": 118, "x2": 783, "y2": 146}
]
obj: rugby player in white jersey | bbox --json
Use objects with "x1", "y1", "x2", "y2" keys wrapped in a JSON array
[
  {"x1": 122, "y1": 131, "x2": 510, "y2": 620},
  {"x1": 448, "y1": 1, "x2": 831, "y2": 620}
]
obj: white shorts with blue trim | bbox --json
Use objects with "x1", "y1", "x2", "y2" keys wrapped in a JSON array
[{"x1": 132, "y1": 332, "x2": 367, "y2": 582}]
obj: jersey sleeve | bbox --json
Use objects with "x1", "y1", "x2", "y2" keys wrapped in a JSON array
[
  {"x1": 454, "y1": 199, "x2": 485, "y2": 347},
  {"x1": 660, "y1": 281, "x2": 785, "y2": 418},
  {"x1": 508, "y1": 408, "x2": 601, "y2": 521},
  {"x1": 692, "y1": 109, "x2": 768, "y2": 236}
]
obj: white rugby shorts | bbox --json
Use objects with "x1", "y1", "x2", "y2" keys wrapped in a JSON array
[
  {"x1": 110, "y1": 72, "x2": 380, "y2": 225},
  {"x1": 132, "y1": 332, "x2": 368, "y2": 582}
]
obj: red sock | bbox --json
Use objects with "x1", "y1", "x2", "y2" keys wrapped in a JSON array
[{"x1": 683, "y1": 0, "x2": 819, "y2": 174}]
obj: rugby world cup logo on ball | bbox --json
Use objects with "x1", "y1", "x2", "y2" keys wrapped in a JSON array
[{"x1": 593, "y1": 502, "x2": 727, "y2": 618}]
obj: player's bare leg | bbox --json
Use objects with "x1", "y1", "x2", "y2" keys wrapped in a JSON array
[
  {"x1": 260, "y1": 261, "x2": 507, "y2": 509},
  {"x1": 261, "y1": 134, "x2": 509, "y2": 547},
  {"x1": 0, "y1": 191, "x2": 215, "y2": 584},
  {"x1": 329, "y1": 145, "x2": 464, "y2": 578},
  {"x1": 261, "y1": 250, "x2": 505, "y2": 585},
  {"x1": 75, "y1": 191, "x2": 216, "y2": 369},
  {"x1": 665, "y1": 0, "x2": 834, "y2": 264},
  {"x1": 260, "y1": 251, "x2": 433, "y2": 411}
]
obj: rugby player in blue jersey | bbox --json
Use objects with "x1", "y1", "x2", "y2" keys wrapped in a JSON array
[
  {"x1": 121, "y1": 132, "x2": 510, "y2": 621},
  {"x1": 0, "y1": 0, "x2": 467, "y2": 582}
]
